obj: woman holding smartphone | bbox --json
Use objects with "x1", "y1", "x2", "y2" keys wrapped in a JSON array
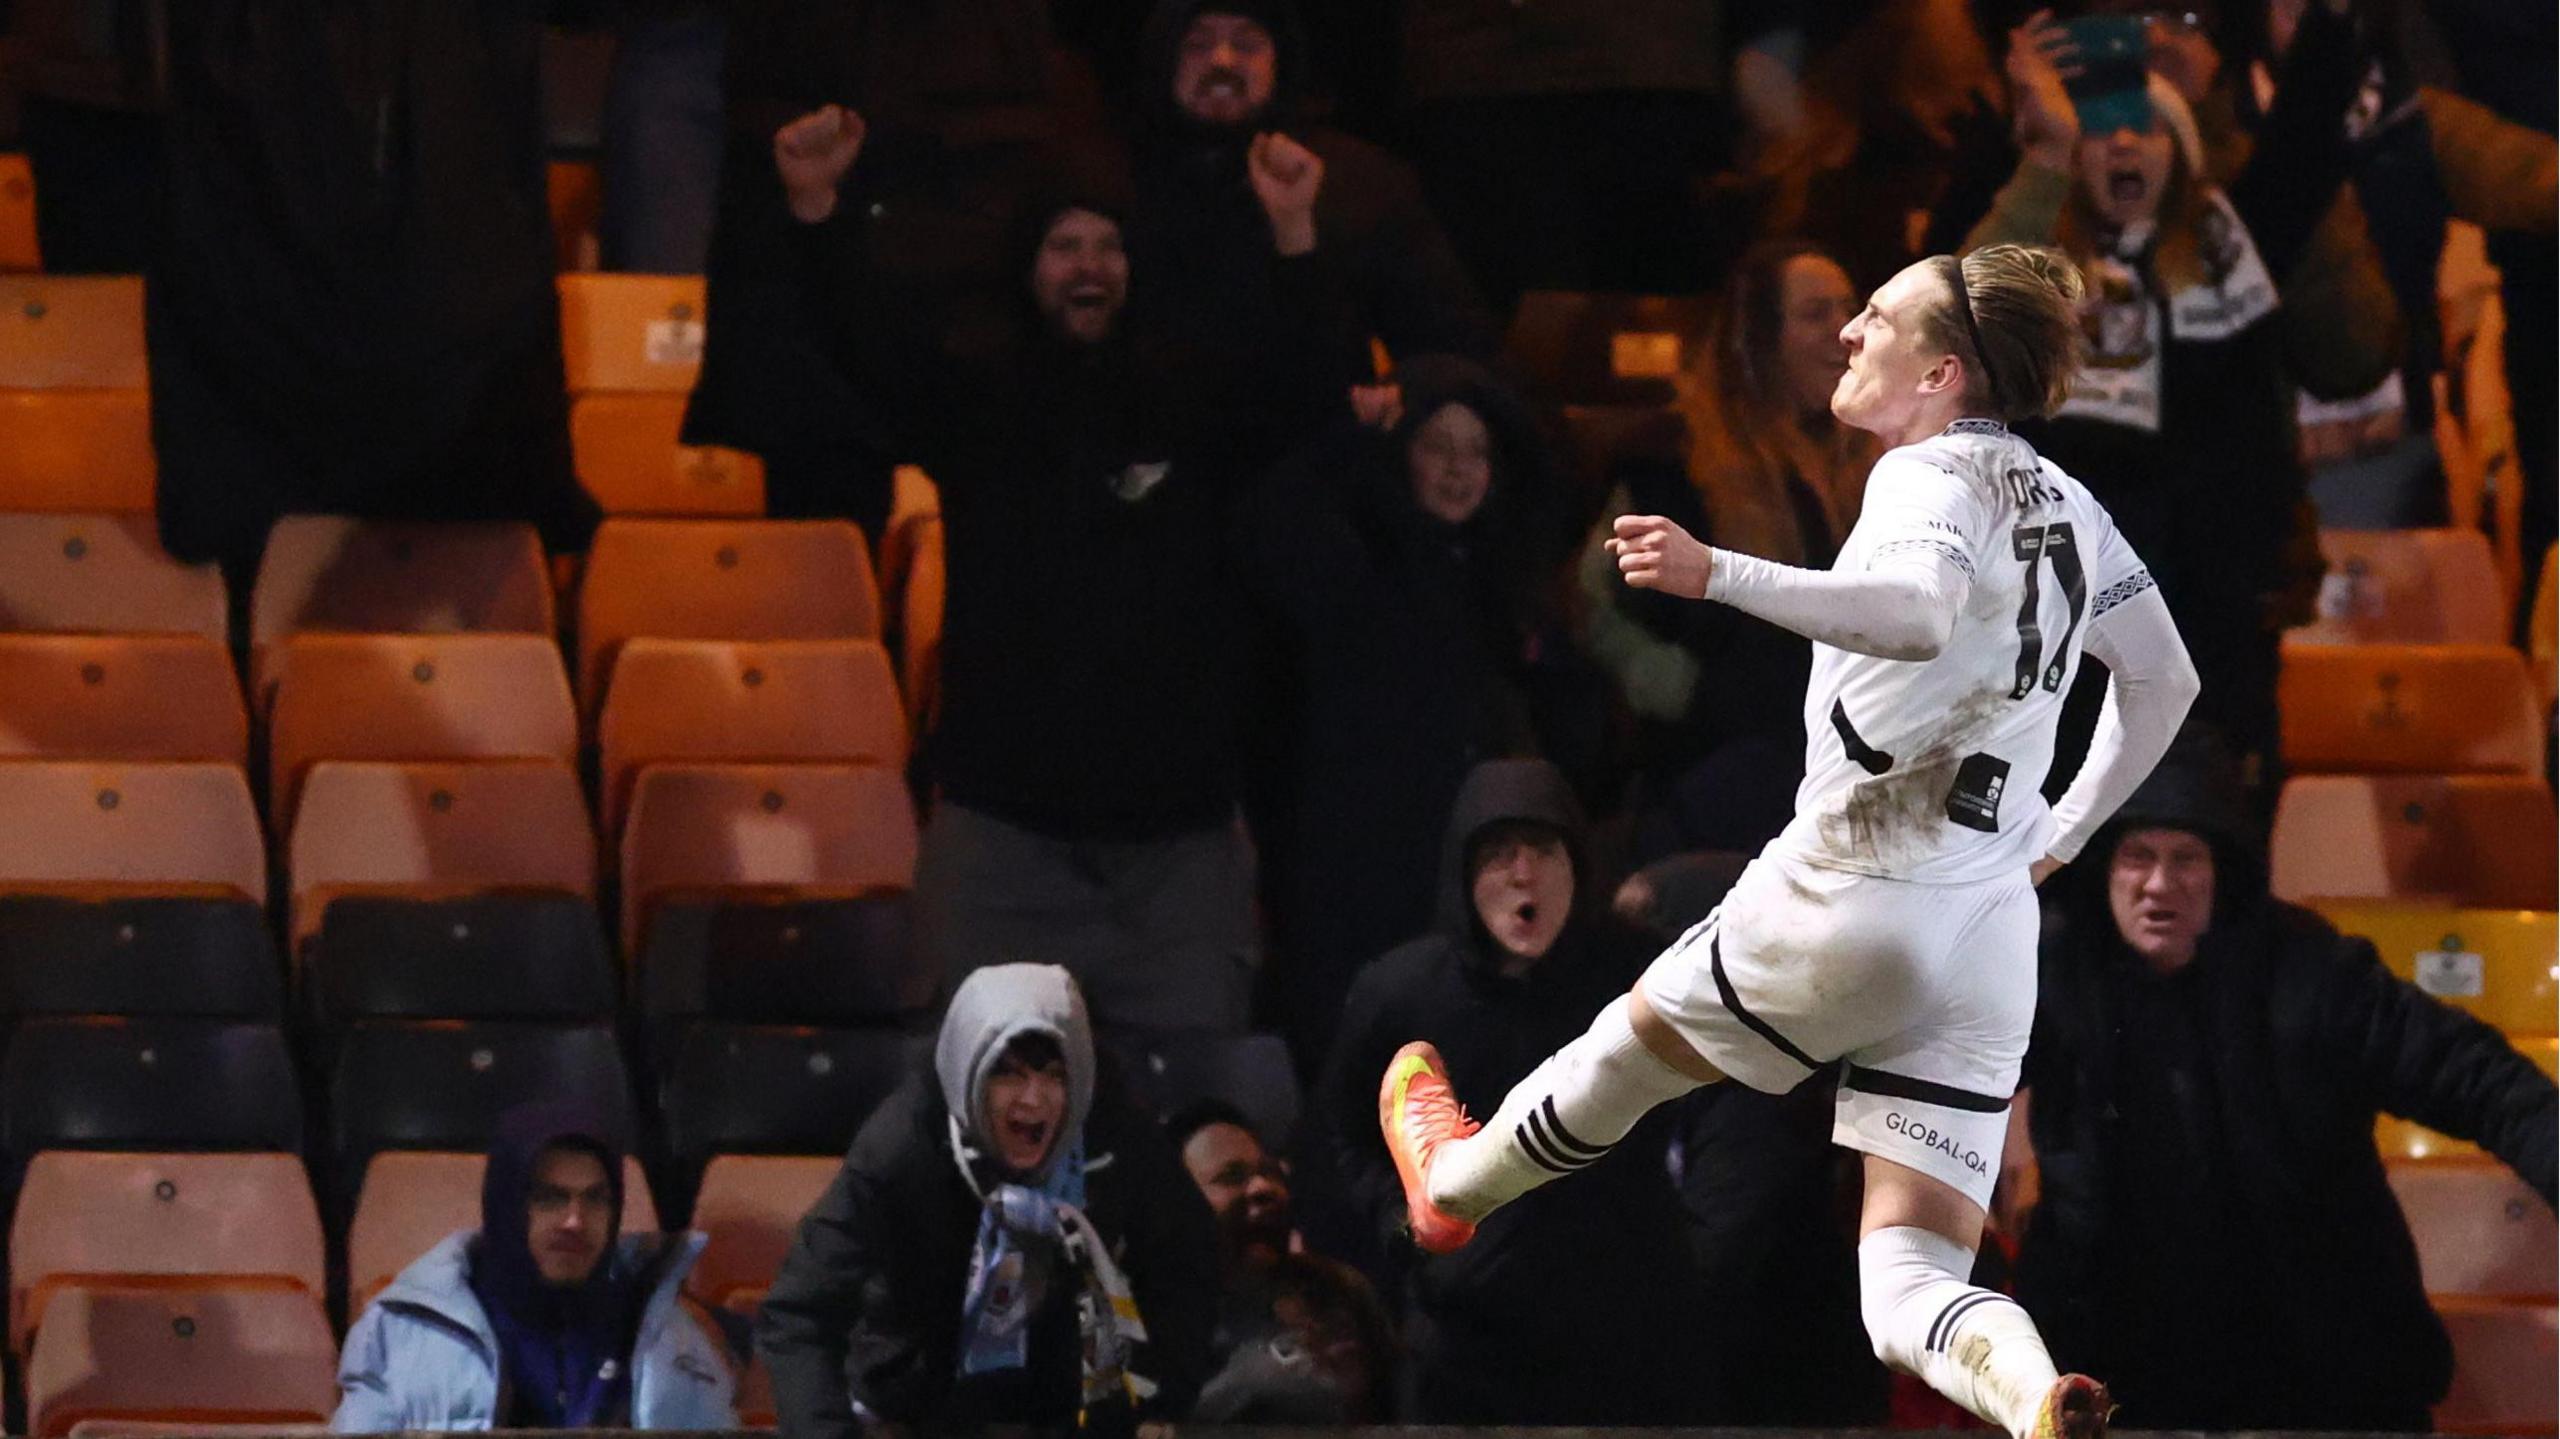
[{"x1": 1965, "y1": 2, "x2": 2365, "y2": 820}]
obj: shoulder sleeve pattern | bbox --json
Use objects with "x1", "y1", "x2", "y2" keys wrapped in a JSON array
[{"x1": 2090, "y1": 568, "x2": 2157, "y2": 619}]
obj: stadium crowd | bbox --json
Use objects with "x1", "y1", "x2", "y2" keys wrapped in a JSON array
[{"x1": 1, "y1": 0, "x2": 2555, "y2": 1433}]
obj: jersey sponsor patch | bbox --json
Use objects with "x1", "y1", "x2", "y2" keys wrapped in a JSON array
[{"x1": 1943, "y1": 752, "x2": 2009, "y2": 833}]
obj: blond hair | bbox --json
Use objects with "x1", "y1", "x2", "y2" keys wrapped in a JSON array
[{"x1": 1925, "y1": 244, "x2": 2087, "y2": 423}]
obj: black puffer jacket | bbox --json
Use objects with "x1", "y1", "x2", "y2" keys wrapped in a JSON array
[
  {"x1": 1310, "y1": 758, "x2": 1712, "y2": 1424},
  {"x1": 2020, "y1": 744, "x2": 2558, "y2": 1431}
]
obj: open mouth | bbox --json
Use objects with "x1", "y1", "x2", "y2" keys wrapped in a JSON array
[
  {"x1": 2106, "y1": 168, "x2": 2147, "y2": 205},
  {"x1": 1514, "y1": 900, "x2": 1539, "y2": 927},
  {"x1": 1065, "y1": 284, "x2": 1113, "y2": 310},
  {"x1": 1003, "y1": 1116, "x2": 1052, "y2": 1153}
]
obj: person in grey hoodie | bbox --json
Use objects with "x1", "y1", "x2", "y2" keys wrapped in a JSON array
[
  {"x1": 330, "y1": 1101, "x2": 736, "y2": 1432},
  {"x1": 759, "y1": 964, "x2": 1218, "y2": 1436}
]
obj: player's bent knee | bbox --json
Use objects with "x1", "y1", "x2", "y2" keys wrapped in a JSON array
[{"x1": 1627, "y1": 988, "x2": 1726, "y2": 1083}]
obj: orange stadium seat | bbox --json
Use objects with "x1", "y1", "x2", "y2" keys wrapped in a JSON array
[
  {"x1": 597, "y1": 638, "x2": 906, "y2": 835},
  {"x1": 575, "y1": 518, "x2": 878, "y2": 715},
  {"x1": 284, "y1": 760, "x2": 596, "y2": 952},
  {"x1": 559, "y1": 274, "x2": 706, "y2": 393},
  {"x1": 0, "y1": 515, "x2": 226, "y2": 643},
  {"x1": 2387, "y1": 1158, "x2": 2557, "y2": 1300},
  {"x1": 569, "y1": 392, "x2": 766, "y2": 517},
  {"x1": 2377, "y1": 1039, "x2": 2558, "y2": 1161},
  {"x1": 876, "y1": 465, "x2": 941, "y2": 628},
  {"x1": 899, "y1": 514, "x2": 946, "y2": 737},
  {"x1": 2292, "y1": 528, "x2": 2509, "y2": 646},
  {"x1": 22, "y1": 1286, "x2": 338, "y2": 1438},
  {"x1": 0, "y1": 635, "x2": 247, "y2": 767},
  {"x1": 0, "y1": 390, "x2": 156, "y2": 512},
  {"x1": 2318, "y1": 903, "x2": 2557, "y2": 1037},
  {"x1": 264, "y1": 633, "x2": 577, "y2": 834},
  {"x1": 345, "y1": 1150, "x2": 657, "y2": 1311},
  {"x1": 2434, "y1": 1298, "x2": 2557, "y2": 1435},
  {"x1": 2279, "y1": 644, "x2": 2543, "y2": 775},
  {"x1": 0, "y1": 277, "x2": 147, "y2": 389},
  {"x1": 686, "y1": 1154, "x2": 839, "y2": 1315},
  {"x1": 2271, "y1": 775, "x2": 2558, "y2": 910},
  {"x1": 247, "y1": 518, "x2": 553, "y2": 706},
  {"x1": 9, "y1": 1152, "x2": 325, "y2": 1360},
  {"x1": 0, "y1": 154, "x2": 37, "y2": 270},
  {"x1": 620, "y1": 763, "x2": 917, "y2": 957},
  {"x1": 0, "y1": 763, "x2": 263, "y2": 904}
]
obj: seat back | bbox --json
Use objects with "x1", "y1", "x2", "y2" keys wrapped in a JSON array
[
  {"x1": 0, "y1": 897, "x2": 281, "y2": 1021},
  {"x1": 309, "y1": 895, "x2": 615, "y2": 1028},
  {"x1": 345, "y1": 1149, "x2": 658, "y2": 1311},
  {"x1": 2434, "y1": 1298, "x2": 2557, "y2": 1435},
  {"x1": 247, "y1": 518, "x2": 553, "y2": 706},
  {"x1": 2317, "y1": 902, "x2": 2558, "y2": 1037},
  {"x1": 0, "y1": 277, "x2": 146, "y2": 389},
  {"x1": 570, "y1": 393, "x2": 766, "y2": 517},
  {"x1": 899, "y1": 514, "x2": 945, "y2": 736},
  {"x1": 1109, "y1": 1031, "x2": 1302, "y2": 1149},
  {"x1": 686, "y1": 1154, "x2": 838, "y2": 1313},
  {"x1": 575, "y1": 518, "x2": 877, "y2": 714},
  {"x1": 0, "y1": 153, "x2": 35, "y2": 270},
  {"x1": 2279, "y1": 644, "x2": 2543, "y2": 774},
  {"x1": 0, "y1": 764, "x2": 263, "y2": 903},
  {"x1": 23, "y1": 1285, "x2": 339, "y2": 1439},
  {"x1": 0, "y1": 515, "x2": 226, "y2": 642},
  {"x1": 328, "y1": 1022, "x2": 632, "y2": 1195},
  {"x1": 660, "y1": 1026, "x2": 924, "y2": 1171},
  {"x1": 265, "y1": 633, "x2": 578, "y2": 833},
  {"x1": 285, "y1": 759, "x2": 597, "y2": 952},
  {"x1": 1, "y1": 1019, "x2": 302, "y2": 1167},
  {"x1": 619, "y1": 763, "x2": 918, "y2": 956},
  {"x1": 0, "y1": 635, "x2": 247, "y2": 767},
  {"x1": 639, "y1": 894, "x2": 929, "y2": 1042},
  {"x1": 2270, "y1": 774, "x2": 2558, "y2": 909},
  {"x1": 10, "y1": 1152, "x2": 325, "y2": 1358},
  {"x1": 2388, "y1": 1159, "x2": 2558, "y2": 1300},
  {"x1": 0, "y1": 390, "x2": 156, "y2": 512},
  {"x1": 2293, "y1": 528, "x2": 2509, "y2": 644},
  {"x1": 597, "y1": 638, "x2": 906, "y2": 834},
  {"x1": 559, "y1": 274, "x2": 706, "y2": 392}
]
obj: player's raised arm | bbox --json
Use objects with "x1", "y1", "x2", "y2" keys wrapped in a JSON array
[
  {"x1": 2042, "y1": 579, "x2": 2202, "y2": 867},
  {"x1": 1608, "y1": 474, "x2": 1976, "y2": 663}
]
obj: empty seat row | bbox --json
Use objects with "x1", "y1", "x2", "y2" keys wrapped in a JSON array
[{"x1": 2272, "y1": 773, "x2": 2558, "y2": 910}]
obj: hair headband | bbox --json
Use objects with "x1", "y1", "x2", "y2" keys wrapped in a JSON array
[{"x1": 1942, "y1": 254, "x2": 2008, "y2": 419}]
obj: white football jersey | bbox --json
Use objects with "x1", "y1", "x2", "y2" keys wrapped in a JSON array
[{"x1": 1772, "y1": 419, "x2": 2155, "y2": 883}]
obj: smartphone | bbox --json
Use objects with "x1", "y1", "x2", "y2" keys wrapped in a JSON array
[{"x1": 2061, "y1": 14, "x2": 2154, "y2": 135}]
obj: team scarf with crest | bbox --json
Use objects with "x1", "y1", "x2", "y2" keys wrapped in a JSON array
[
  {"x1": 2058, "y1": 188, "x2": 2278, "y2": 434},
  {"x1": 950, "y1": 1118, "x2": 1157, "y2": 1414}
]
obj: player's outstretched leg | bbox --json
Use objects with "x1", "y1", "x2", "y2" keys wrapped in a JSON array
[
  {"x1": 1379, "y1": 992, "x2": 1704, "y2": 1252},
  {"x1": 1860, "y1": 1224, "x2": 2112, "y2": 1439}
]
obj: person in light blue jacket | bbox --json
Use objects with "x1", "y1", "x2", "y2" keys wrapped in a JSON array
[{"x1": 332, "y1": 1101, "x2": 737, "y2": 1432}]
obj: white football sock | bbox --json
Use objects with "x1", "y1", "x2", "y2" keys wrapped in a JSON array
[
  {"x1": 1425, "y1": 994, "x2": 1703, "y2": 1220},
  {"x1": 1859, "y1": 1225, "x2": 2059, "y2": 1439}
]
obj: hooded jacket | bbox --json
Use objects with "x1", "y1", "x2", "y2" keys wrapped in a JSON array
[
  {"x1": 1242, "y1": 358, "x2": 1562, "y2": 1064},
  {"x1": 791, "y1": 166, "x2": 1339, "y2": 838},
  {"x1": 331, "y1": 1105, "x2": 734, "y2": 1433},
  {"x1": 1129, "y1": 0, "x2": 1496, "y2": 381},
  {"x1": 2020, "y1": 740, "x2": 2558, "y2": 1431},
  {"x1": 758, "y1": 965, "x2": 1218, "y2": 1436},
  {"x1": 1310, "y1": 758, "x2": 1709, "y2": 1423}
]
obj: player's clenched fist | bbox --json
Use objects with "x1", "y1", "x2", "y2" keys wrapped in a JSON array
[
  {"x1": 1608, "y1": 513, "x2": 1714, "y2": 598},
  {"x1": 774, "y1": 104, "x2": 867, "y2": 224}
]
